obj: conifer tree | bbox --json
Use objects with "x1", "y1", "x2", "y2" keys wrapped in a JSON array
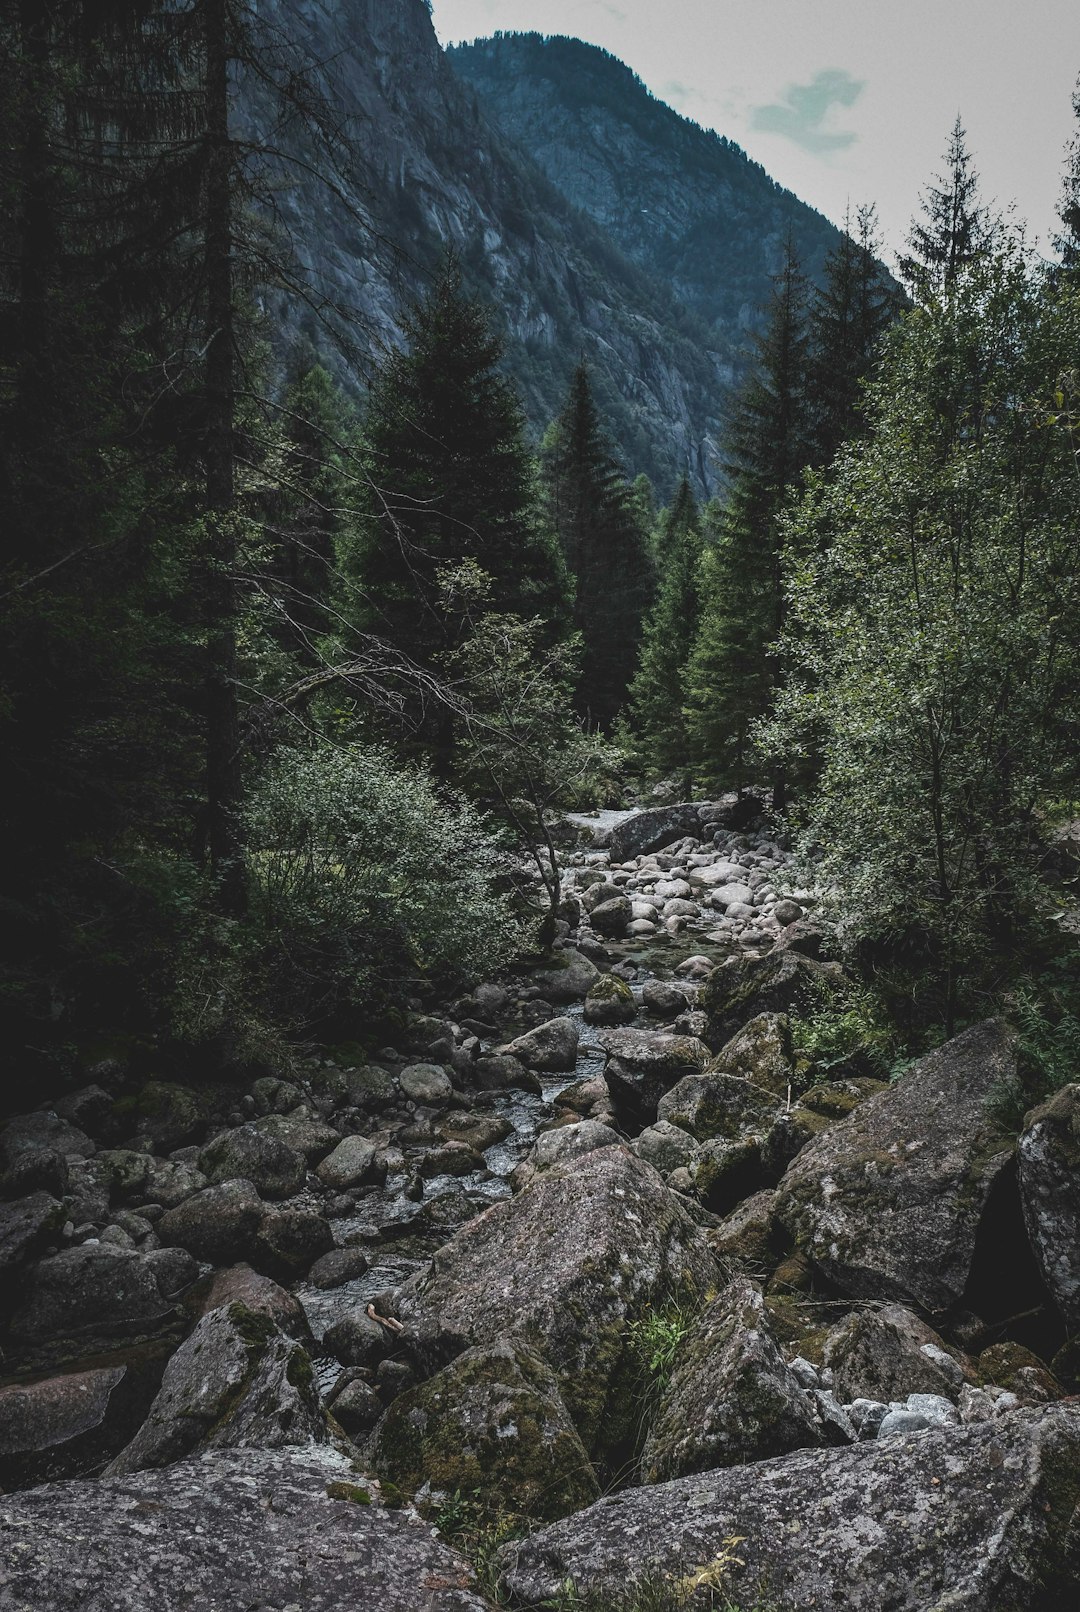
[
  {"x1": 899, "y1": 117, "x2": 993, "y2": 299},
  {"x1": 809, "y1": 205, "x2": 899, "y2": 464},
  {"x1": 627, "y1": 478, "x2": 704, "y2": 777},
  {"x1": 1054, "y1": 74, "x2": 1080, "y2": 282},
  {"x1": 544, "y1": 362, "x2": 654, "y2": 729}
]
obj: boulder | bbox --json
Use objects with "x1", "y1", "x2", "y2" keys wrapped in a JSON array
[
  {"x1": 701, "y1": 948, "x2": 841, "y2": 1046},
  {"x1": 141, "y1": 1157, "x2": 207, "y2": 1210},
  {"x1": 398, "y1": 1063, "x2": 454, "y2": 1105},
  {"x1": 189, "y1": 1263, "x2": 310, "y2": 1339},
  {"x1": 1, "y1": 1110, "x2": 96, "y2": 1166},
  {"x1": 530, "y1": 948, "x2": 600, "y2": 1004},
  {"x1": 598, "y1": 1029, "x2": 710, "y2": 1124},
  {"x1": 773, "y1": 1021, "x2": 1017, "y2": 1309},
  {"x1": 368, "y1": 1337, "x2": 599, "y2": 1523},
  {"x1": 391, "y1": 1146, "x2": 722, "y2": 1463},
  {"x1": 657, "y1": 1069, "x2": 782, "y2": 1142},
  {"x1": 316, "y1": 1134, "x2": 380, "y2": 1189},
  {"x1": 307, "y1": 1247, "x2": 370, "y2": 1291},
  {"x1": 609, "y1": 804, "x2": 704, "y2": 862},
  {"x1": 197, "y1": 1124, "x2": 306, "y2": 1201},
  {"x1": 255, "y1": 1208, "x2": 334, "y2": 1276},
  {"x1": 0, "y1": 1366, "x2": 140, "y2": 1489},
  {"x1": 500, "y1": 1018, "x2": 579, "y2": 1073},
  {"x1": 633, "y1": 1120, "x2": 702, "y2": 1176},
  {"x1": 499, "y1": 1405, "x2": 1080, "y2": 1611},
  {"x1": 823, "y1": 1305, "x2": 974, "y2": 1405},
  {"x1": 589, "y1": 896, "x2": 632, "y2": 937},
  {"x1": 640, "y1": 980, "x2": 688, "y2": 1020},
  {"x1": 8, "y1": 1244, "x2": 197, "y2": 1341},
  {"x1": 641, "y1": 1278, "x2": 824, "y2": 1482},
  {"x1": 583, "y1": 974, "x2": 637, "y2": 1027},
  {"x1": 714, "y1": 1189, "x2": 777, "y2": 1265},
  {"x1": 116, "y1": 1080, "x2": 207, "y2": 1150},
  {"x1": 251, "y1": 1111, "x2": 340, "y2": 1164},
  {"x1": 0, "y1": 1191, "x2": 65, "y2": 1276},
  {"x1": 532, "y1": 1119, "x2": 621, "y2": 1172},
  {"x1": 709, "y1": 1012, "x2": 794, "y2": 1096},
  {"x1": 158, "y1": 1178, "x2": 264, "y2": 1265},
  {"x1": 0, "y1": 1446, "x2": 493, "y2": 1611},
  {"x1": 106, "y1": 1301, "x2": 327, "y2": 1475},
  {"x1": 1018, "y1": 1083, "x2": 1080, "y2": 1331}
]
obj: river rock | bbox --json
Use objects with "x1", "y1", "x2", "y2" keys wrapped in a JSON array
[
  {"x1": 823, "y1": 1305, "x2": 974, "y2": 1404},
  {"x1": 701, "y1": 948, "x2": 840, "y2": 1046},
  {"x1": 316, "y1": 1134, "x2": 380, "y2": 1189},
  {"x1": 583, "y1": 973, "x2": 637, "y2": 1026},
  {"x1": 368, "y1": 1337, "x2": 599, "y2": 1523},
  {"x1": 391, "y1": 1145, "x2": 721, "y2": 1463},
  {"x1": 772, "y1": 1020, "x2": 1016, "y2": 1309},
  {"x1": 532, "y1": 1119, "x2": 621, "y2": 1173},
  {"x1": 398, "y1": 1063, "x2": 454, "y2": 1104},
  {"x1": 198, "y1": 1124, "x2": 306, "y2": 1201},
  {"x1": 709, "y1": 1012, "x2": 794, "y2": 1096},
  {"x1": 589, "y1": 895, "x2": 632, "y2": 937},
  {"x1": 0, "y1": 1365, "x2": 138, "y2": 1489},
  {"x1": 106, "y1": 1301, "x2": 327, "y2": 1475},
  {"x1": 633, "y1": 1120, "x2": 702, "y2": 1175},
  {"x1": 500, "y1": 1017, "x2": 579, "y2": 1073},
  {"x1": 641, "y1": 1278, "x2": 824, "y2": 1482},
  {"x1": 640, "y1": 980, "x2": 688, "y2": 1019},
  {"x1": 1018, "y1": 1083, "x2": 1080, "y2": 1331},
  {"x1": 255, "y1": 1207, "x2": 334, "y2": 1276},
  {"x1": 0, "y1": 1445, "x2": 493, "y2": 1611},
  {"x1": 609, "y1": 803, "x2": 704, "y2": 861},
  {"x1": 499, "y1": 1405, "x2": 1080, "y2": 1610},
  {"x1": 8, "y1": 1243, "x2": 197, "y2": 1340},
  {"x1": 599, "y1": 1029, "x2": 710, "y2": 1123},
  {"x1": 307, "y1": 1247, "x2": 370, "y2": 1290},
  {"x1": 471, "y1": 1052, "x2": 535, "y2": 1091},
  {"x1": 118, "y1": 1080, "x2": 207, "y2": 1151},
  {"x1": 158, "y1": 1178, "x2": 264, "y2": 1264},
  {"x1": 0, "y1": 1191, "x2": 65, "y2": 1276},
  {"x1": 252, "y1": 1110, "x2": 340, "y2": 1163},
  {"x1": 657, "y1": 1069, "x2": 782, "y2": 1142},
  {"x1": 1, "y1": 1111, "x2": 96, "y2": 1168},
  {"x1": 142, "y1": 1157, "x2": 207, "y2": 1210},
  {"x1": 190, "y1": 1263, "x2": 311, "y2": 1338},
  {"x1": 530, "y1": 948, "x2": 600, "y2": 1003}
]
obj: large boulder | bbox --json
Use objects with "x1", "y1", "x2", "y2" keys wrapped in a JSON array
[
  {"x1": 368, "y1": 1337, "x2": 599, "y2": 1523},
  {"x1": 0, "y1": 1446, "x2": 494, "y2": 1611},
  {"x1": 530, "y1": 948, "x2": 600, "y2": 1004},
  {"x1": 772, "y1": 1021, "x2": 1017, "y2": 1309},
  {"x1": 641, "y1": 1278, "x2": 824, "y2": 1482},
  {"x1": 609, "y1": 803, "x2": 704, "y2": 861},
  {"x1": 0, "y1": 1366, "x2": 144, "y2": 1490},
  {"x1": 709, "y1": 1012, "x2": 795, "y2": 1097},
  {"x1": 701, "y1": 949, "x2": 841, "y2": 1047},
  {"x1": 500, "y1": 1017, "x2": 579, "y2": 1073},
  {"x1": 599, "y1": 1028, "x2": 711, "y2": 1124},
  {"x1": 316, "y1": 1134, "x2": 380, "y2": 1189},
  {"x1": 106, "y1": 1301, "x2": 327, "y2": 1475},
  {"x1": 1018, "y1": 1083, "x2": 1080, "y2": 1331},
  {"x1": 251, "y1": 1111, "x2": 340, "y2": 1164},
  {"x1": 657, "y1": 1069, "x2": 782, "y2": 1142},
  {"x1": 197, "y1": 1124, "x2": 305, "y2": 1201},
  {"x1": 0, "y1": 1192, "x2": 65, "y2": 1277},
  {"x1": 115, "y1": 1080, "x2": 208, "y2": 1151},
  {"x1": 823, "y1": 1305, "x2": 974, "y2": 1405},
  {"x1": 158, "y1": 1178, "x2": 264, "y2": 1264},
  {"x1": 391, "y1": 1145, "x2": 722, "y2": 1463},
  {"x1": 7, "y1": 1243, "x2": 197, "y2": 1341},
  {"x1": 499, "y1": 1405, "x2": 1080, "y2": 1611},
  {"x1": 583, "y1": 973, "x2": 637, "y2": 1027}
]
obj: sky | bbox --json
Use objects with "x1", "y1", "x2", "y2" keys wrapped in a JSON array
[{"x1": 431, "y1": 0, "x2": 1080, "y2": 267}]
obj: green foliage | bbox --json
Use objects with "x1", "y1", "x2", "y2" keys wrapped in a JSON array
[
  {"x1": 433, "y1": 1488, "x2": 526, "y2": 1607},
  {"x1": 626, "y1": 1301, "x2": 696, "y2": 1391},
  {"x1": 789, "y1": 980, "x2": 903, "y2": 1083},
  {"x1": 627, "y1": 479, "x2": 705, "y2": 777}
]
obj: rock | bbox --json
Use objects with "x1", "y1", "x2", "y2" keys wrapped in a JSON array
[
  {"x1": 471, "y1": 1053, "x2": 535, "y2": 1091},
  {"x1": 330, "y1": 1375, "x2": 383, "y2": 1436},
  {"x1": 142, "y1": 1157, "x2": 207, "y2": 1210},
  {"x1": 773, "y1": 898, "x2": 804, "y2": 925},
  {"x1": 197, "y1": 1124, "x2": 306, "y2": 1201},
  {"x1": 633, "y1": 1120, "x2": 702, "y2": 1176},
  {"x1": 583, "y1": 973, "x2": 636, "y2": 1026},
  {"x1": 0, "y1": 1366, "x2": 140, "y2": 1489},
  {"x1": 0, "y1": 1144, "x2": 69, "y2": 1199},
  {"x1": 117, "y1": 1080, "x2": 207, "y2": 1150},
  {"x1": 49, "y1": 1085, "x2": 114, "y2": 1140},
  {"x1": 0, "y1": 1191, "x2": 66, "y2": 1276},
  {"x1": 640, "y1": 980, "x2": 688, "y2": 1019},
  {"x1": 106, "y1": 1302, "x2": 327, "y2": 1475},
  {"x1": 714, "y1": 1189, "x2": 777, "y2": 1264},
  {"x1": 1, "y1": 1111, "x2": 96, "y2": 1167},
  {"x1": 316, "y1": 1135, "x2": 380, "y2": 1189},
  {"x1": 500, "y1": 1018, "x2": 579, "y2": 1073},
  {"x1": 368, "y1": 1337, "x2": 599, "y2": 1522},
  {"x1": 158, "y1": 1178, "x2": 264, "y2": 1265},
  {"x1": 324, "y1": 1308, "x2": 394, "y2": 1370},
  {"x1": 710, "y1": 880, "x2": 754, "y2": 910},
  {"x1": 307, "y1": 1247, "x2": 370, "y2": 1290},
  {"x1": 439, "y1": 1112, "x2": 512, "y2": 1152},
  {"x1": 978, "y1": 1342, "x2": 1064, "y2": 1403},
  {"x1": 608, "y1": 804, "x2": 704, "y2": 861},
  {"x1": 641, "y1": 1278, "x2": 823, "y2": 1482},
  {"x1": 773, "y1": 1020, "x2": 1017, "y2": 1309},
  {"x1": 252, "y1": 1111, "x2": 340, "y2": 1164},
  {"x1": 599, "y1": 1029, "x2": 711, "y2": 1124},
  {"x1": 588, "y1": 895, "x2": 632, "y2": 937},
  {"x1": 657, "y1": 1069, "x2": 782, "y2": 1142},
  {"x1": 709, "y1": 1012, "x2": 794, "y2": 1096},
  {"x1": 530, "y1": 948, "x2": 600, "y2": 1003},
  {"x1": 398, "y1": 1063, "x2": 454, "y2": 1104},
  {"x1": 250, "y1": 1076, "x2": 303, "y2": 1116},
  {"x1": 417, "y1": 1141, "x2": 483, "y2": 1178},
  {"x1": 532, "y1": 1120, "x2": 621, "y2": 1171},
  {"x1": 500, "y1": 1405, "x2": 1080, "y2": 1611},
  {"x1": 190, "y1": 1263, "x2": 311, "y2": 1339},
  {"x1": 0, "y1": 1446, "x2": 493, "y2": 1610},
  {"x1": 392, "y1": 1146, "x2": 721, "y2": 1464},
  {"x1": 1018, "y1": 1082, "x2": 1080, "y2": 1331},
  {"x1": 701, "y1": 948, "x2": 840, "y2": 1045},
  {"x1": 878, "y1": 1407, "x2": 931, "y2": 1436},
  {"x1": 255, "y1": 1208, "x2": 334, "y2": 1276},
  {"x1": 8, "y1": 1244, "x2": 197, "y2": 1340},
  {"x1": 823, "y1": 1306, "x2": 974, "y2": 1404}
]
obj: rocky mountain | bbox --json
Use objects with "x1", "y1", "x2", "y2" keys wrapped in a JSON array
[
  {"x1": 257, "y1": 0, "x2": 846, "y2": 495},
  {"x1": 448, "y1": 32, "x2": 845, "y2": 344}
]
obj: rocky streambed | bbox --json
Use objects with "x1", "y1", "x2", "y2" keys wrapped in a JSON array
[{"x1": 1, "y1": 798, "x2": 1079, "y2": 1610}]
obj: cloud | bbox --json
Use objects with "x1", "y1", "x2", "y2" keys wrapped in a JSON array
[{"x1": 751, "y1": 69, "x2": 864, "y2": 155}]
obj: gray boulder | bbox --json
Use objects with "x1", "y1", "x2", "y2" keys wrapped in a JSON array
[
  {"x1": 634, "y1": 1120, "x2": 703, "y2": 1176},
  {"x1": 657, "y1": 1068, "x2": 782, "y2": 1142},
  {"x1": 599, "y1": 1028, "x2": 710, "y2": 1123},
  {"x1": 609, "y1": 803, "x2": 704, "y2": 861},
  {"x1": 501, "y1": 1017, "x2": 579, "y2": 1073},
  {"x1": 641, "y1": 1278, "x2": 823, "y2": 1482},
  {"x1": 316, "y1": 1134, "x2": 380, "y2": 1189},
  {"x1": 499, "y1": 1405, "x2": 1080, "y2": 1611},
  {"x1": 532, "y1": 1120, "x2": 621, "y2": 1171},
  {"x1": 398, "y1": 1063, "x2": 454, "y2": 1104},
  {"x1": 0, "y1": 1446, "x2": 493, "y2": 1611},
  {"x1": 0, "y1": 1365, "x2": 138, "y2": 1489},
  {"x1": 251, "y1": 1111, "x2": 340, "y2": 1164},
  {"x1": 823, "y1": 1305, "x2": 974, "y2": 1405},
  {"x1": 700, "y1": 948, "x2": 841, "y2": 1046},
  {"x1": 530, "y1": 948, "x2": 601, "y2": 1003},
  {"x1": 0, "y1": 1191, "x2": 65, "y2": 1276},
  {"x1": 1018, "y1": 1083, "x2": 1080, "y2": 1331},
  {"x1": 158, "y1": 1178, "x2": 264, "y2": 1265},
  {"x1": 773, "y1": 1020, "x2": 1016, "y2": 1309},
  {"x1": 589, "y1": 895, "x2": 632, "y2": 937},
  {"x1": 197, "y1": 1124, "x2": 306, "y2": 1200},
  {"x1": 709, "y1": 1012, "x2": 794, "y2": 1096},
  {"x1": 8, "y1": 1243, "x2": 197, "y2": 1340},
  {"x1": 583, "y1": 973, "x2": 637, "y2": 1026}
]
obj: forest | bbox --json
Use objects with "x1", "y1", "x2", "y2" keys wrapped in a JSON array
[{"x1": 1, "y1": 2, "x2": 1080, "y2": 1607}]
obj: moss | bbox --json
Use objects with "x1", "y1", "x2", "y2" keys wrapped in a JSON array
[
  {"x1": 285, "y1": 1347, "x2": 315, "y2": 1393},
  {"x1": 226, "y1": 1302, "x2": 277, "y2": 1353},
  {"x1": 325, "y1": 1481, "x2": 372, "y2": 1505}
]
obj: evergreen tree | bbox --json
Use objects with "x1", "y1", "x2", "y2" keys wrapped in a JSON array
[
  {"x1": 808, "y1": 205, "x2": 899, "y2": 464},
  {"x1": 627, "y1": 478, "x2": 704, "y2": 777},
  {"x1": 544, "y1": 362, "x2": 654, "y2": 728},
  {"x1": 899, "y1": 117, "x2": 993, "y2": 299},
  {"x1": 1054, "y1": 74, "x2": 1080, "y2": 282},
  {"x1": 684, "y1": 242, "x2": 811, "y2": 792},
  {"x1": 360, "y1": 257, "x2": 569, "y2": 678}
]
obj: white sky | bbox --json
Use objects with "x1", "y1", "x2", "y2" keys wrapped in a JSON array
[{"x1": 431, "y1": 0, "x2": 1080, "y2": 266}]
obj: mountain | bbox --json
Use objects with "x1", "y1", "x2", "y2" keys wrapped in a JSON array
[{"x1": 256, "y1": 1, "x2": 846, "y2": 494}]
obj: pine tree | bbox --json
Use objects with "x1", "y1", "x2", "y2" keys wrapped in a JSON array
[
  {"x1": 684, "y1": 242, "x2": 811, "y2": 792},
  {"x1": 627, "y1": 478, "x2": 704, "y2": 777},
  {"x1": 544, "y1": 362, "x2": 654, "y2": 729},
  {"x1": 899, "y1": 117, "x2": 993, "y2": 299},
  {"x1": 808, "y1": 205, "x2": 899, "y2": 464},
  {"x1": 1054, "y1": 74, "x2": 1080, "y2": 282}
]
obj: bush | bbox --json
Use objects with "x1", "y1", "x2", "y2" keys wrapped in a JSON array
[{"x1": 243, "y1": 740, "x2": 526, "y2": 1031}]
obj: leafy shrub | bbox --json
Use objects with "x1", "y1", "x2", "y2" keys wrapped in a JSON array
[{"x1": 789, "y1": 980, "x2": 903, "y2": 1084}]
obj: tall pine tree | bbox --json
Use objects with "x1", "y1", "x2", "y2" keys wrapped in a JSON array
[
  {"x1": 899, "y1": 117, "x2": 993, "y2": 300},
  {"x1": 627, "y1": 477, "x2": 704, "y2": 778},
  {"x1": 808, "y1": 205, "x2": 899, "y2": 465}
]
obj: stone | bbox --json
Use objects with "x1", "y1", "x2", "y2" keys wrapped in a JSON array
[
  {"x1": 710, "y1": 880, "x2": 754, "y2": 910},
  {"x1": 978, "y1": 1342, "x2": 1064, "y2": 1403},
  {"x1": 0, "y1": 1446, "x2": 492, "y2": 1610},
  {"x1": 823, "y1": 1306, "x2": 974, "y2": 1405},
  {"x1": 190, "y1": 1263, "x2": 310, "y2": 1339},
  {"x1": 692, "y1": 1135, "x2": 765, "y2": 1214},
  {"x1": 773, "y1": 1020, "x2": 1017, "y2": 1309},
  {"x1": 657, "y1": 1068, "x2": 782, "y2": 1142},
  {"x1": 330, "y1": 1376, "x2": 383, "y2": 1436},
  {"x1": 640, "y1": 980, "x2": 688, "y2": 1019},
  {"x1": 106, "y1": 1302, "x2": 328, "y2": 1475},
  {"x1": 599, "y1": 1029, "x2": 711, "y2": 1123},
  {"x1": 608, "y1": 803, "x2": 704, "y2": 861},
  {"x1": 1, "y1": 1111, "x2": 96, "y2": 1166},
  {"x1": 307, "y1": 1247, "x2": 370, "y2": 1290},
  {"x1": 633, "y1": 1120, "x2": 702, "y2": 1176},
  {"x1": 700, "y1": 948, "x2": 841, "y2": 1045},
  {"x1": 8, "y1": 1244, "x2": 197, "y2": 1340},
  {"x1": 0, "y1": 1144, "x2": 69, "y2": 1199},
  {"x1": 532, "y1": 1120, "x2": 621, "y2": 1171},
  {"x1": 316, "y1": 1134, "x2": 380, "y2": 1189},
  {"x1": 252, "y1": 1111, "x2": 340, "y2": 1164},
  {"x1": 368, "y1": 1337, "x2": 599, "y2": 1523},
  {"x1": 582, "y1": 973, "x2": 637, "y2": 1026},
  {"x1": 117, "y1": 1080, "x2": 207, "y2": 1150},
  {"x1": 641, "y1": 1278, "x2": 823, "y2": 1482},
  {"x1": 391, "y1": 1146, "x2": 721, "y2": 1464},
  {"x1": 250, "y1": 1076, "x2": 303, "y2": 1116},
  {"x1": 158, "y1": 1178, "x2": 264, "y2": 1265},
  {"x1": 500, "y1": 1405, "x2": 1080, "y2": 1611},
  {"x1": 1017, "y1": 1082, "x2": 1080, "y2": 1331},
  {"x1": 0, "y1": 1191, "x2": 65, "y2": 1275},
  {"x1": 398, "y1": 1063, "x2": 454, "y2": 1104},
  {"x1": 324, "y1": 1308, "x2": 394, "y2": 1370},
  {"x1": 709, "y1": 1012, "x2": 794, "y2": 1096},
  {"x1": 530, "y1": 948, "x2": 600, "y2": 1003},
  {"x1": 49, "y1": 1085, "x2": 114, "y2": 1140},
  {"x1": 588, "y1": 895, "x2": 632, "y2": 937},
  {"x1": 197, "y1": 1124, "x2": 306, "y2": 1201},
  {"x1": 142, "y1": 1157, "x2": 207, "y2": 1210},
  {"x1": 255, "y1": 1208, "x2": 334, "y2": 1276},
  {"x1": 713, "y1": 1189, "x2": 777, "y2": 1264},
  {"x1": 0, "y1": 1366, "x2": 139, "y2": 1489},
  {"x1": 773, "y1": 898, "x2": 804, "y2": 925},
  {"x1": 471, "y1": 1053, "x2": 535, "y2": 1091},
  {"x1": 439, "y1": 1112, "x2": 512, "y2": 1152},
  {"x1": 878, "y1": 1407, "x2": 931, "y2": 1436},
  {"x1": 500, "y1": 1018, "x2": 579, "y2": 1073}
]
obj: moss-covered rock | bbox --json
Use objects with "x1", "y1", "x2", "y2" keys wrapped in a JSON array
[
  {"x1": 368, "y1": 1336, "x2": 598, "y2": 1523},
  {"x1": 978, "y1": 1342, "x2": 1064, "y2": 1403},
  {"x1": 583, "y1": 974, "x2": 636, "y2": 1027},
  {"x1": 700, "y1": 950, "x2": 844, "y2": 1048},
  {"x1": 1018, "y1": 1083, "x2": 1080, "y2": 1332},
  {"x1": 823, "y1": 1306, "x2": 974, "y2": 1405},
  {"x1": 658, "y1": 1069, "x2": 782, "y2": 1142},
  {"x1": 708, "y1": 1012, "x2": 794, "y2": 1096}
]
